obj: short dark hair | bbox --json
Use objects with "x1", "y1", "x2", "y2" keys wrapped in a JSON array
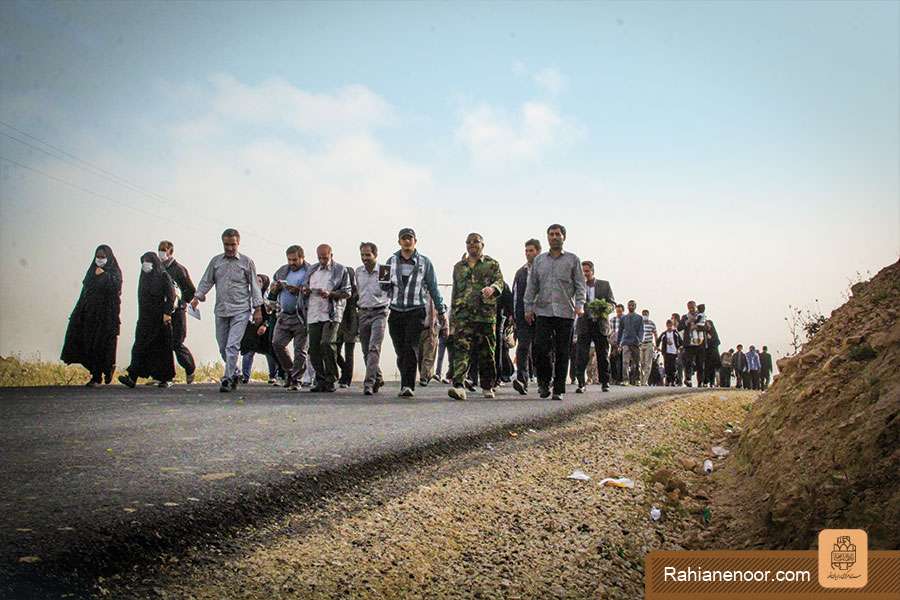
[
  {"x1": 737, "y1": 344, "x2": 743, "y2": 349},
  {"x1": 666, "y1": 319, "x2": 673, "y2": 326},
  {"x1": 763, "y1": 345, "x2": 768, "y2": 351},
  {"x1": 286, "y1": 245, "x2": 304, "y2": 257},
  {"x1": 616, "y1": 303, "x2": 624, "y2": 310},
  {"x1": 158, "y1": 240, "x2": 173, "y2": 252},
  {"x1": 222, "y1": 228, "x2": 240, "y2": 240},
  {"x1": 581, "y1": 260, "x2": 594, "y2": 270},
  {"x1": 641, "y1": 309, "x2": 649, "y2": 315},
  {"x1": 547, "y1": 223, "x2": 567, "y2": 238},
  {"x1": 628, "y1": 299, "x2": 636, "y2": 305},
  {"x1": 359, "y1": 242, "x2": 378, "y2": 255},
  {"x1": 525, "y1": 238, "x2": 542, "y2": 251}
]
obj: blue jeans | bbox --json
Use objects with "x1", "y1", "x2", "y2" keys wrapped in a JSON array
[{"x1": 239, "y1": 351, "x2": 278, "y2": 380}]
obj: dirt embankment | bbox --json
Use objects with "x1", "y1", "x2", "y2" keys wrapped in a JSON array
[{"x1": 736, "y1": 259, "x2": 899, "y2": 549}]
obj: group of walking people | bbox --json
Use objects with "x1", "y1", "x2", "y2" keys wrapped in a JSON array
[{"x1": 62, "y1": 224, "x2": 770, "y2": 398}]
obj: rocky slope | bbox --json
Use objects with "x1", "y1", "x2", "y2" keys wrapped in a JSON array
[{"x1": 738, "y1": 259, "x2": 899, "y2": 549}]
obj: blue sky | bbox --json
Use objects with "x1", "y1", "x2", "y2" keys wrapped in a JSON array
[{"x1": 1, "y1": 1, "x2": 898, "y2": 373}]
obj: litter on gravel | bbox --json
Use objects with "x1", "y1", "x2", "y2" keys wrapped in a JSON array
[
  {"x1": 566, "y1": 470, "x2": 591, "y2": 481},
  {"x1": 598, "y1": 477, "x2": 635, "y2": 489}
]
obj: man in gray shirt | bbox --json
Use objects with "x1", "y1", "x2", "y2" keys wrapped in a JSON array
[
  {"x1": 356, "y1": 242, "x2": 390, "y2": 395},
  {"x1": 523, "y1": 223, "x2": 586, "y2": 400},
  {"x1": 192, "y1": 228, "x2": 263, "y2": 393}
]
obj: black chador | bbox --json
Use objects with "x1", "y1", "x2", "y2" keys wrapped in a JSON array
[
  {"x1": 61, "y1": 244, "x2": 123, "y2": 384},
  {"x1": 122, "y1": 252, "x2": 176, "y2": 385}
]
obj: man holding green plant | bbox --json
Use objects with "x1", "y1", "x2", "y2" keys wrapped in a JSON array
[{"x1": 575, "y1": 260, "x2": 615, "y2": 393}]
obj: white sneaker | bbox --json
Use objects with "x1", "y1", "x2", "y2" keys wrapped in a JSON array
[
  {"x1": 448, "y1": 387, "x2": 467, "y2": 401},
  {"x1": 482, "y1": 389, "x2": 495, "y2": 399},
  {"x1": 399, "y1": 387, "x2": 415, "y2": 398}
]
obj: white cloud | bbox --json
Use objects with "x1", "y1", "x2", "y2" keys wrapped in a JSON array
[
  {"x1": 206, "y1": 74, "x2": 393, "y2": 136},
  {"x1": 533, "y1": 67, "x2": 566, "y2": 96},
  {"x1": 455, "y1": 100, "x2": 582, "y2": 165}
]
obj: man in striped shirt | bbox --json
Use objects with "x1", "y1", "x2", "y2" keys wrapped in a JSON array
[
  {"x1": 383, "y1": 228, "x2": 448, "y2": 397},
  {"x1": 640, "y1": 309, "x2": 658, "y2": 386}
]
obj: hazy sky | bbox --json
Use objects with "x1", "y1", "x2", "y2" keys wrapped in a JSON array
[{"x1": 1, "y1": 1, "x2": 898, "y2": 378}]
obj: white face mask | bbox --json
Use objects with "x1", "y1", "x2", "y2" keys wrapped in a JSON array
[
  {"x1": 95, "y1": 258, "x2": 108, "y2": 268},
  {"x1": 158, "y1": 251, "x2": 169, "y2": 262},
  {"x1": 141, "y1": 262, "x2": 154, "y2": 273}
]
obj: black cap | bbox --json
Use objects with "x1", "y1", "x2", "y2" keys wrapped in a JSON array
[{"x1": 398, "y1": 227, "x2": 416, "y2": 239}]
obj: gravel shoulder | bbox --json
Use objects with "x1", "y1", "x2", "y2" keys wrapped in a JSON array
[{"x1": 141, "y1": 390, "x2": 759, "y2": 600}]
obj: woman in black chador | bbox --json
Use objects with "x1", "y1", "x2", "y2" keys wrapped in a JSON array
[
  {"x1": 118, "y1": 252, "x2": 176, "y2": 388},
  {"x1": 61, "y1": 244, "x2": 123, "y2": 386}
]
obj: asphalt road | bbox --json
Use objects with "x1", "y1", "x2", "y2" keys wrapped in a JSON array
[{"x1": 0, "y1": 381, "x2": 693, "y2": 595}]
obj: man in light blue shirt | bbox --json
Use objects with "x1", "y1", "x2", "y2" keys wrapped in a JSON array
[
  {"x1": 270, "y1": 245, "x2": 310, "y2": 390},
  {"x1": 192, "y1": 228, "x2": 263, "y2": 393}
]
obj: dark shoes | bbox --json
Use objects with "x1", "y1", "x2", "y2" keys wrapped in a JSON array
[
  {"x1": 373, "y1": 379, "x2": 384, "y2": 393},
  {"x1": 308, "y1": 384, "x2": 336, "y2": 393},
  {"x1": 118, "y1": 375, "x2": 136, "y2": 388},
  {"x1": 512, "y1": 379, "x2": 527, "y2": 395},
  {"x1": 551, "y1": 393, "x2": 564, "y2": 401},
  {"x1": 601, "y1": 383, "x2": 610, "y2": 392},
  {"x1": 219, "y1": 379, "x2": 231, "y2": 393},
  {"x1": 464, "y1": 379, "x2": 477, "y2": 392},
  {"x1": 538, "y1": 386, "x2": 551, "y2": 399},
  {"x1": 575, "y1": 386, "x2": 585, "y2": 394}
]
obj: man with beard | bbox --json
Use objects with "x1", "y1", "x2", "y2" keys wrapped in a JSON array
[
  {"x1": 157, "y1": 240, "x2": 197, "y2": 384},
  {"x1": 523, "y1": 224, "x2": 586, "y2": 400}
]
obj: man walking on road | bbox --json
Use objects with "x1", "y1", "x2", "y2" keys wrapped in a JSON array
[
  {"x1": 383, "y1": 228, "x2": 448, "y2": 398},
  {"x1": 356, "y1": 242, "x2": 390, "y2": 395},
  {"x1": 512, "y1": 239, "x2": 541, "y2": 395},
  {"x1": 639, "y1": 309, "x2": 658, "y2": 386},
  {"x1": 192, "y1": 228, "x2": 263, "y2": 393},
  {"x1": 523, "y1": 224, "x2": 586, "y2": 401},
  {"x1": 447, "y1": 233, "x2": 505, "y2": 401},
  {"x1": 760, "y1": 345, "x2": 773, "y2": 389},
  {"x1": 574, "y1": 260, "x2": 615, "y2": 394},
  {"x1": 617, "y1": 300, "x2": 644, "y2": 385},
  {"x1": 158, "y1": 240, "x2": 197, "y2": 384},
  {"x1": 270, "y1": 245, "x2": 310, "y2": 390},
  {"x1": 302, "y1": 244, "x2": 351, "y2": 393},
  {"x1": 678, "y1": 300, "x2": 707, "y2": 387}
]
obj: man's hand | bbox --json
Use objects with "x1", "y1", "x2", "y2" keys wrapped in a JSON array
[
  {"x1": 257, "y1": 325, "x2": 267, "y2": 335},
  {"x1": 285, "y1": 284, "x2": 300, "y2": 295},
  {"x1": 575, "y1": 306, "x2": 584, "y2": 317},
  {"x1": 481, "y1": 286, "x2": 495, "y2": 299},
  {"x1": 94, "y1": 267, "x2": 104, "y2": 276},
  {"x1": 162, "y1": 314, "x2": 172, "y2": 324},
  {"x1": 525, "y1": 311, "x2": 535, "y2": 325},
  {"x1": 252, "y1": 308, "x2": 263, "y2": 325},
  {"x1": 318, "y1": 289, "x2": 330, "y2": 299},
  {"x1": 190, "y1": 298, "x2": 200, "y2": 309},
  {"x1": 300, "y1": 285, "x2": 311, "y2": 296},
  {"x1": 437, "y1": 313, "x2": 449, "y2": 338}
]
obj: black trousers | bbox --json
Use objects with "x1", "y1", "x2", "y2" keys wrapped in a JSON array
[
  {"x1": 514, "y1": 318, "x2": 535, "y2": 385},
  {"x1": 684, "y1": 345, "x2": 705, "y2": 385},
  {"x1": 610, "y1": 345, "x2": 623, "y2": 383},
  {"x1": 749, "y1": 370, "x2": 760, "y2": 390},
  {"x1": 308, "y1": 321, "x2": 339, "y2": 387},
  {"x1": 336, "y1": 341, "x2": 355, "y2": 385},
  {"x1": 171, "y1": 307, "x2": 196, "y2": 375},
  {"x1": 575, "y1": 319, "x2": 610, "y2": 386},
  {"x1": 719, "y1": 367, "x2": 731, "y2": 387},
  {"x1": 533, "y1": 316, "x2": 574, "y2": 394},
  {"x1": 663, "y1": 352, "x2": 677, "y2": 385},
  {"x1": 388, "y1": 307, "x2": 426, "y2": 390}
]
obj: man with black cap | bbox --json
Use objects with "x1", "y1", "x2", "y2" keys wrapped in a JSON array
[{"x1": 382, "y1": 227, "x2": 448, "y2": 397}]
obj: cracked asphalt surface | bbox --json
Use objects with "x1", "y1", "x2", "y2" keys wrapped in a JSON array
[{"x1": 0, "y1": 381, "x2": 692, "y2": 596}]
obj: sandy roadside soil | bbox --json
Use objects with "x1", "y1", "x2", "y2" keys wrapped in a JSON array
[{"x1": 122, "y1": 390, "x2": 758, "y2": 599}]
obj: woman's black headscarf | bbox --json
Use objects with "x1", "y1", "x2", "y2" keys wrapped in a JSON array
[
  {"x1": 83, "y1": 244, "x2": 122, "y2": 286},
  {"x1": 257, "y1": 273, "x2": 270, "y2": 297},
  {"x1": 137, "y1": 251, "x2": 172, "y2": 301}
]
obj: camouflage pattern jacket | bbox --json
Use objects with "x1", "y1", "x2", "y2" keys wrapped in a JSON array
[{"x1": 450, "y1": 255, "x2": 504, "y2": 326}]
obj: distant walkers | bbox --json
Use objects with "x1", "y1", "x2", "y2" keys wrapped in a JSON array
[{"x1": 61, "y1": 245, "x2": 123, "y2": 386}]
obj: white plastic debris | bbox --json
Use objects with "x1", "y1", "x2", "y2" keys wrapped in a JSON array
[
  {"x1": 598, "y1": 477, "x2": 635, "y2": 489},
  {"x1": 567, "y1": 470, "x2": 591, "y2": 481},
  {"x1": 703, "y1": 459, "x2": 714, "y2": 474},
  {"x1": 650, "y1": 506, "x2": 662, "y2": 521},
  {"x1": 711, "y1": 446, "x2": 730, "y2": 457}
]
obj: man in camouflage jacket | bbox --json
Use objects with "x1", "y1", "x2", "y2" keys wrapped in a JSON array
[{"x1": 448, "y1": 233, "x2": 505, "y2": 401}]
